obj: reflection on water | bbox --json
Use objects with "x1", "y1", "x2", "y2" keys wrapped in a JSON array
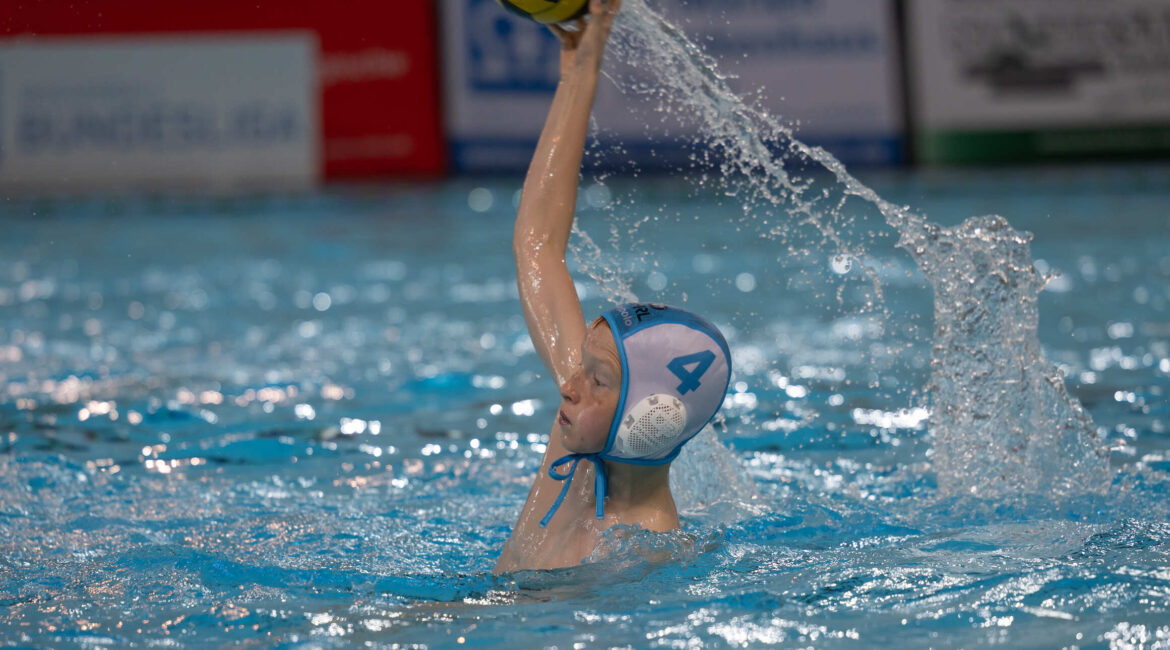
[{"x1": 2, "y1": 169, "x2": 1168, "y2": 647}]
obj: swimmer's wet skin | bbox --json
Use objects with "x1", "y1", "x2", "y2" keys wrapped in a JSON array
[{"x1": 493, "y1": 0, "x2": 732, "y2": 573}]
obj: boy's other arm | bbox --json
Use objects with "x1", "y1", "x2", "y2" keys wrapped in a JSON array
[{"x1": 513, "y1": 0, "x2": 620, "y2": 387}]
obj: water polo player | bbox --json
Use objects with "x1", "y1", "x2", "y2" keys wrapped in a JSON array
[{"x1": 494, "y1": 0, "x2": 733, "y2": 573}]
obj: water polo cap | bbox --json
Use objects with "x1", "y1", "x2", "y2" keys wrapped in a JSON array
[{"x1": 540, "y1": 303, "x2": 732, "y2": 527}]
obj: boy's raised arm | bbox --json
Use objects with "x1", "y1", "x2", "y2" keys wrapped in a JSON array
[{"x1": 513, "y1": 0, "x2": 621, "y2": 387}]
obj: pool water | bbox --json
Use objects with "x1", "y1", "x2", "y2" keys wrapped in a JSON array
[
  {"x1": 1, "y1": 164, "x2": 1169, "y2": 648},
  {"x1": 4, "y1": 0, "x2": 1170, "y2": 644}
]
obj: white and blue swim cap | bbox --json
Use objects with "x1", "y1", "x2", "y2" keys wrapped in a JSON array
[{"x1": 541, "y1": 303, "x2": 732, "y2": 526}]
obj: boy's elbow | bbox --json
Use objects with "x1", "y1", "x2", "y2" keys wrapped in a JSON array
[{"x1": 513, "y1": 227, "x2": 565, "y2": 264}]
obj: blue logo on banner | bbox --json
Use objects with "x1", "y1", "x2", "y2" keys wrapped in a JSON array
[{"x1": 466, "y1": 0, "x2": 561, "y2": 92}]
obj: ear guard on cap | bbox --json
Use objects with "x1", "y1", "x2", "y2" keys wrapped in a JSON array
[{"x1": 612, "y1": 394, "x2": 687, "y2": 459}]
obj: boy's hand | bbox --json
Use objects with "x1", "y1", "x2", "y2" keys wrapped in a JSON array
[{"x1": 549, "y1": 0, "x2": 622, "y2": 78}]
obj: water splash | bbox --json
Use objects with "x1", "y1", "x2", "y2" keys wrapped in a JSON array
[
  {"x1": 670, "y1": 428, "x2": 761, "y2": 522},
  {"x1": 571, "y1": 221, "x2": 639, "y2": 304},
  {"x1": 585, "y1": 0, "x2": 1110, "y2": 498},
  {"x1": 906, "y1": 215, "x2": 1111, "y2": 496}
]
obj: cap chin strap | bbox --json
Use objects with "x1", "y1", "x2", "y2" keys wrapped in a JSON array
[{"x1": 539, "y1": 452, "x2": 608, "y2": 527}]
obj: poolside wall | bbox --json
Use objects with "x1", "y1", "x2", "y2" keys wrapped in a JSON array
[{"x1": 2, "y1": 0, "x2": 1169, "y2": 192}]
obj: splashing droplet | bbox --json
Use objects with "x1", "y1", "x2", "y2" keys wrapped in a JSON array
[{"x1": 831, "y1": 254, "x2": 853, "y2": 275}]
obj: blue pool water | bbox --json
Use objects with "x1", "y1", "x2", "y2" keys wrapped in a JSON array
[
  {"x1": 2, "y1": 165, "x2": 1169, "y2": 648},
  {"x1": 4, "y1": 0, "x2": 1170, "y2": 644}
]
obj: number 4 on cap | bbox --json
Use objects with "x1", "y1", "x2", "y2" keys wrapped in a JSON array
[{"x1": 667, "y1": 350, "x2": 716, "y2": 394}]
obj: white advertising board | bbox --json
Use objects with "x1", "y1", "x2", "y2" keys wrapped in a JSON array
[
  {"x1": 907, "y1": 0, "x2": 1170, "y2": 162},
  {"x1": 443, "y1": 0, "x2": 904, "y2": 171},
  {"x1": 0, "y1": 34, "x2": 319, "y2": 193}
]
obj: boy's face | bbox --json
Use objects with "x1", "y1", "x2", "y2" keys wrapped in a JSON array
[{"x1": 558, "y1": 322, "x2": 621, "y2": 454}]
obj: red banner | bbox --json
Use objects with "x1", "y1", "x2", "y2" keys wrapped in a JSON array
[{"x1": 2, "y1": 1, "x2": 445, "y2": 178}]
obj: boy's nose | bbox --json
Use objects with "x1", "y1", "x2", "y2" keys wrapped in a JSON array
[{"x1": 559, "y1": 376, "x2": 579, "y2": 403}]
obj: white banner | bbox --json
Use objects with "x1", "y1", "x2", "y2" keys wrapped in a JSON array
[
  {"x1": 443, "y1": 0, "x2": 904, "y2": 171},
  {"x1": 908, "y1": 0, "x2": 1170, "y2": 129},
  {"x1": 0, "y1": 34, "x2": 319, "y2": 192}
]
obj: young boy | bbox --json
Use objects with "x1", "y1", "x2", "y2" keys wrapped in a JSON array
[{"x1": 494, "y1": 0, "x2": 731, "y2": 573}]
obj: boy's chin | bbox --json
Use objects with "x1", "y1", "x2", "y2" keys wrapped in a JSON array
[{"x1": 563, "y1": 438, "x2": 606, "y2": 455}]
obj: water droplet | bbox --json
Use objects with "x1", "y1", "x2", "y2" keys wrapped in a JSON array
[
  {"x1": 468, "y1": 187, "x2": 494, "y2": 212},
  {"x1": 312, "y1": 292, "x2": 332, "y2": 311},
  {"x1": 735, "y1": 272, "x2": 756, "y2": 292},
  {"x1": 585, "y1": 183, "x2": 612, "y2": 208},
  {"x1": 831, "y1": 254, "x2": 853, "y2": 274},
  {"x1": 646, "y1": 271, "x2": 668, "y2": 291}
]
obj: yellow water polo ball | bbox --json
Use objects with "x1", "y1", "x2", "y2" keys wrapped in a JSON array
[{"x1": 495, "y1": 0, "x2": 589, "y2": 24}]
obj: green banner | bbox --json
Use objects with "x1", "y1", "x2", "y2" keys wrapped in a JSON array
[{"x1": 917, "y1": 125, "x2": 1170, "y2": 164}]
